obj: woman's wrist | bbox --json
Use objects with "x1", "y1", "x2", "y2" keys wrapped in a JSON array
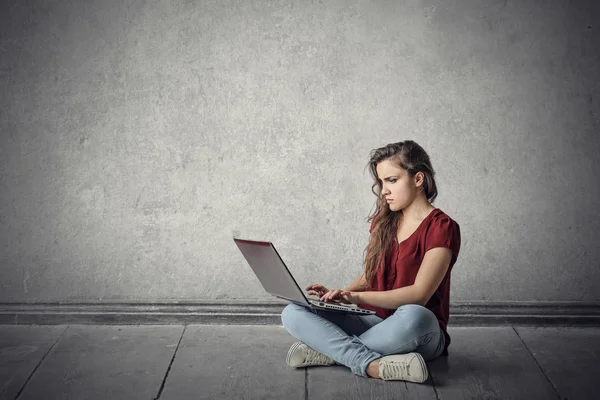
[
  {"x1": 343, "y1": 285, "x2": 364, "y2": 292},
  {"x1": 353, "y1": 291, "x2": 364, "y2": 304}
]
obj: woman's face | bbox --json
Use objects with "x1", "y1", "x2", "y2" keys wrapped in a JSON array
[{"x1": 376, "y1": 159, "x2": 422, "y2": 211}]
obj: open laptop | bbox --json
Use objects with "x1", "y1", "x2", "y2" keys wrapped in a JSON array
[{"x1": 233, "y1": 238, "x2": 375, "y2": 315}]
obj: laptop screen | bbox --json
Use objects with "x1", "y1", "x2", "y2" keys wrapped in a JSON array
[{"x1": 234, "y1": 238, "x2": 310, "y2": 305}]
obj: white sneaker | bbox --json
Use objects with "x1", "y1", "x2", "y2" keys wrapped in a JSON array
[
  {"x1": 286, "y1": 341, "x2": 336, "y2": 368},
  {"x1": 378, "y1": 353, "x2": 429, "y2": 383}
]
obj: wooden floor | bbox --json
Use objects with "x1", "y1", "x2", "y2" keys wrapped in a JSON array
[{"x1": 1, "y1": 324, "x2": 598, "y2": 400}]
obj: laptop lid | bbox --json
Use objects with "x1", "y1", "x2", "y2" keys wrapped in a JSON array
[{"x1": 233, "y1": 238, "x2": 310, "y2": 306}]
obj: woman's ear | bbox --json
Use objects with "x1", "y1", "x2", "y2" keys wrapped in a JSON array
[{"x1": 415, "y1": 172, "x2": 425, "y2": 186}]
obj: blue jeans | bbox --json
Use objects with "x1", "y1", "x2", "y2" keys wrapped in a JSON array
[{"x1": 281, "y1": 302, "x2": 445, "y2": 377}]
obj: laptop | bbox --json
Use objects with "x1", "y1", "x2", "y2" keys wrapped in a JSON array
[{"x1": 233, "y1": 238, "x2": 375, "y2": 315}]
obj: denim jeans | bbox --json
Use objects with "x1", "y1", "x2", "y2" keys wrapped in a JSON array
[{"x1": 280, "y1": 302, "x2": 445, "y2": 377}]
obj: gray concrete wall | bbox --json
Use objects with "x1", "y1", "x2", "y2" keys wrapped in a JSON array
[{"x1": 1, "y1": 0, "x2": 598, "y2": 304}]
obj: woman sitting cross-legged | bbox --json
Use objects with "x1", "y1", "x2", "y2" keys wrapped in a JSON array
[{"x1": 281, "y1": 140, "x2": 461, "y2": 383}]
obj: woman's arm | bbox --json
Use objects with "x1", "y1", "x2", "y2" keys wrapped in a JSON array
[
  {"x1": 343, "y1": 271, "x2": 368, "y2": 292},
  {"x1": 356, "y1": 247, "x2": 453, "y2": 308}
]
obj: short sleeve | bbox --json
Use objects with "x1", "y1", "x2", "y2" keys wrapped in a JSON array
[{"x1": 425, "y1": 216, "x2": 461, "y2": 264}]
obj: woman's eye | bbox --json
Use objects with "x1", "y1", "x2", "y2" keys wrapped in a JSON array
[{"x1": 390, "y1": 179, "x2": 396, "y2": 183}]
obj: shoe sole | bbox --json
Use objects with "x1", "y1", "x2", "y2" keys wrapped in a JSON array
[
  {"x1": 414, "y1": 353, "x2": 428, "y2": 382},
  {"x1": 286, "y1": 341, "x2": 304, "y2": 367}
]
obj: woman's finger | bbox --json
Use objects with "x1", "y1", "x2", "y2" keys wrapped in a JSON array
[
  {"x1": 340, "y1": 294, "x2": 351, "y2": 304},
  {"x1": 325, "y1": 290, "x2": 340, "y2": 301},
  {"x1": 307, "y1": 284, "x2": 328, "y2": 294},
  {"x1": 321, "y1": 290, "x2": 333, "y2": 301}
]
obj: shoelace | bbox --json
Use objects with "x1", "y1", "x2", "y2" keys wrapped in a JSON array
[
  {"x1": 305, "y1": 348, "x2": 334, "y2": 365},
  {"x1": 380, "y1": 360, "x2": 410, "y2": 380}
]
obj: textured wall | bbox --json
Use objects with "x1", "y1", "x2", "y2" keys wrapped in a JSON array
[{"x1": 1, "y1": 0, "x2": 598, "y2": 303}]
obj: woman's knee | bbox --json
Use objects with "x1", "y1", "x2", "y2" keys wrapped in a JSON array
[
  {"x1": 280, "y1": 303, "x2": 307, "y2": 329},
  {"x1": 393, "y1": 304, "x2": 439, "y2": 334}
]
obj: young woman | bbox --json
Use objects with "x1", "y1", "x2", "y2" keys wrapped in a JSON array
[{"x1": 281, "y1": 140, "x2": 461, "y2": 383}]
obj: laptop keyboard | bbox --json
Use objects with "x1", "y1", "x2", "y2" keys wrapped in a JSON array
[{"x1": 308, "y1": 298, "x2": 356, "y2": 308}]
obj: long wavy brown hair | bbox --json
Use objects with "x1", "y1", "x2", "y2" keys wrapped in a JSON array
[{"x1": 362, "y1": 141, "x2": 439, "y2": 288}]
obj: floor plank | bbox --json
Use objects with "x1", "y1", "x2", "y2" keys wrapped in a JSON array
[
  {"x1": 3, "y1": 324, "x2": 596, "y2": 400},
  {"x1": 0, "y1": 325, "x2": 66, "y2": 400},
  {"x1": 427, "y1": 327, "x2": 558, "y2": 400},
  {"x1": 16, "y1": 325, "x2": 183, "y2": 400},
  {"x1": 160, "y1": 325, "x2": 304, "y2": 400},
  {"x1": 309, "y1": 363, "x2": 437, "y2": 400},
  {"x1": 515, "y1": 327, "x2": 600, "y2": 400}
]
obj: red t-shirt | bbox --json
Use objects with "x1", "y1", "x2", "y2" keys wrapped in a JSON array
[{"x1": 357, "y1": 208, "x2": 461, "y2": 356}]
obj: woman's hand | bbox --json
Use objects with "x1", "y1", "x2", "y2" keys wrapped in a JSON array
[
  {"x1": 318, "y1": 288, "x2": 360, "y2": 304},
  {"x1": 323, "y1": 289, "x2": 360, "y2": 305},
  {"x1": 307, "y1": 285, "x2": 360, "y2": 305},
  {"x1": 306, "y1": 283, "x2": 330, "y2": 298}
]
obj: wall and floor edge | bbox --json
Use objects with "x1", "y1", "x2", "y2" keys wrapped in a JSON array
[{"x1": 0, "y1": 300, "x2": 598, "y2": 326}]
